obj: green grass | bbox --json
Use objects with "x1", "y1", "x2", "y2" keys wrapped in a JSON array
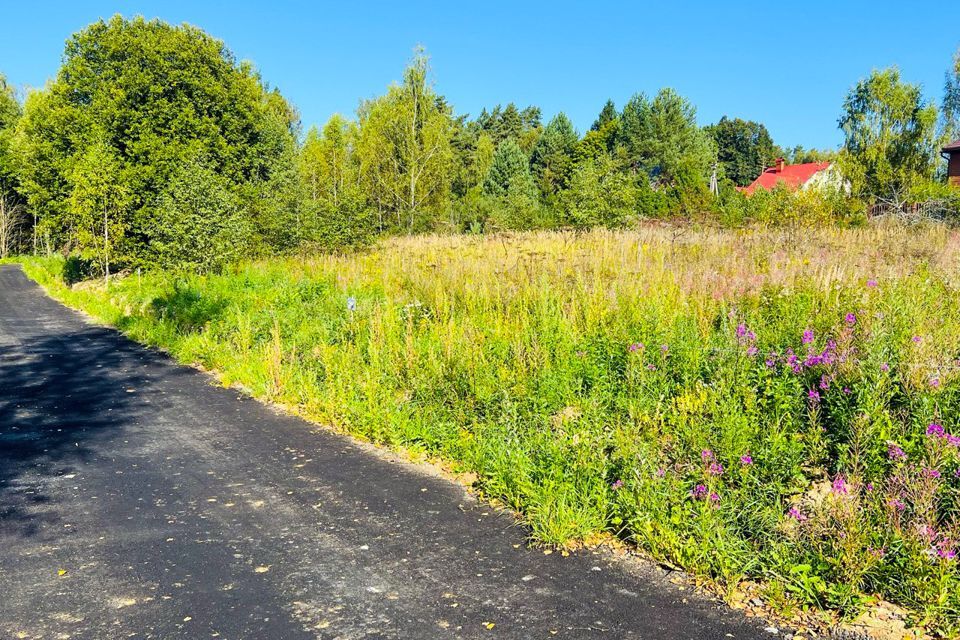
[{"x1": 17, "y1": 224, "x2": 960, "y2": 635}]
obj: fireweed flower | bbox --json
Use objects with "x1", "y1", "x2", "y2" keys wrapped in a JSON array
[
  {"x1": 947, "y1": 435, "x2": 960, "y2": 447},
  {"x1": 880, "y1": 362, "x2": 890, "y2": 372},
  {"x1": 736, "y1": 323, "x2": 748, "y2": 338},
  {"x1": 887, "y1": 443, "x2": 907, "y2": 461},
  {"x1": 819, "y1": 375, "x2": 831, "y2": 391},
  {"x1": 655, "y1": 467, "x2": 666, "y2": 478},
  {"x1": 866, "y1": 279, "x2": 878, "y2": 288},
  {"x1": 802, "y1": 329, "x2": 814, "y2": 344},
  {"x1": 765, "y1": 353, "x2": 777, "y2": 368},
  {"x1": 845, "y1": 313, "x2": 857, "y2": 325},
  {"x1": 936, "y1": 542, "x2": 957, "y2": 561},
  {"x1": 832, "y1": 476, "x2": 848, "y2": 495},
  {"x1": 927, "y1": 423, "x2": 945, "y2": 438},
  {"x1": 646, "y1": 364, "x2": 657, "y2": 371},
  {"x1": 746, "y1": 345, "x2": 758, "y2": 357},
  {"x1": 912, "y1": 335, "x2": 922, "y2": 344},
  {"x1": 740, "y1": 454, "x2": 753, "y2": 466},
  {"x1": 709, "y1": 492, "x2": 720, "y2": 503},
  {"x1": 888, "y1": 498, "x2": 906, "y2": 511},
  {"x1": 842, "y1": 387, "x2": 852, "y2": 395},
  {"x1": 701, "y1": 449, "x2": 714, "y2": 462},
  {"x1": 692, "y1": 484, "x2": 708, "y2": 499},
  {"x1": 808, "y1": 389, "x2": 821, "y2": 404},
  {"x1": 788, "y1": 507, "x2": 808, "y2": 522},
  {"x1": 708, "y1": 462, "x2": 724, "y2": 476},
  {"x1": 628, "y1": 343, "x2": 644, "y2": 352},
  {"x1": 611, "y1": 479, "x2": 624, "y2": 490},
  {"x1": 930, "y1": 377, "x2": 941, "y2": 389},
  {"x1": 660, "y1": 344, "x2": 669, "y2": 354},
  {"x1": 925, "y1": 468, "x2": 942, "y2": 480}
]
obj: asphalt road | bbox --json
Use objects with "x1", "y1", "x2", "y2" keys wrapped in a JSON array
[{"x1": 0, "y1": 264, "x2": 774, "y2": 639}]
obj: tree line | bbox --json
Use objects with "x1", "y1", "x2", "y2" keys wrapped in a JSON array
[{"x1": 0, "y1": 16, "x2": 959, "y2": 273}]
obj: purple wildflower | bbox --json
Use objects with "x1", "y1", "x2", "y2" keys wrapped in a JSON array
[
  {"x1": 832, "y1": 475, "x2": 848, "y2": 495},
  {"x1": 765, "y1": 353, "x2": 777, "y2": 369},
  {"x1": 947, "y1": 435, "x2": 960, "y2": 447},
  {"x1": 842, "y1": 387, "x2": 852, "y2": 395},
  {"x1": 888, "y1": 498, "x2": 906, "y2": 511},
  {"x1": 808, "y1": 389, "x2": 821, "y2": 404},
  {"x1": 927, "y1": 423, "x2": 945, "y2": 438},
  {"x1": 736, "y1": 324, "x2": 748, "y2": 338},
  {"x1": 845, "y1": 313, "x2": 856, "y2": 325},
  {"x1": 930, "y1": 377, "x2": 941, "y2": 389},
  {"x1": 787, "y1": 507, "x2": 808, "y2": 522},
  {"x1": 912, "y1": 335, "x2": 922, "y2": 344},
  {"x1": 707, "y1": 462, "x2": 724, "y2": 476},
  {"x1": 880, "y1": 362, "x2": 890, "y2": 372},
  {"x1": 709, "y1": 492, "x2": 720, "y2": 503},
  {"x1": 692, "y1": 484, "x2": 708, "y2": 499},
  {"x1": 660, "y1": 344, "x2": 669, "y2": 354},
  {"x1": 925, "y1": 468, "x2": 942, "y2": 480},
  {"x1": 802, "y1": 329, "x2": 814, "y2": 344},
  {"x1": 887, "y1": 443, "x2": 907, "y2": 461},
  {"x1": 655, "y1": 467, "x2": 666, "y2": 478},
  {"x1": 646, "y1": 364, "x2": 657, "y2": 371},
  {"x1": 701, "y1": 449, "x2": 714, "y2": 462},
  {"x1": 866, "y1": 279, "x2": 878, "y2": 288},
  {"x1": 936, "y1": 543, "x2": 957, "y2": 561},
  {"x1": 628, "y1": 343, "x2": 644, "y2": 353},
  {"x1": 611, "y1": 479, "x2": 624, "y2": 490},
  {"x1": 746, "y1": 345, "x2": 758, "y2": 357},
  {"x1": 740, "y1": 454, "x2": 753, "y2": 466},
  {"x1": 819, "y1": 375, "x2": 831, "y2": 391}
]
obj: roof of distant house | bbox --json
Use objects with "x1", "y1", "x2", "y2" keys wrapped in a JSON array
[
  {"x1": 942, "y1": 138, "x2": 960, "y2": 152},
  {"x1": 740, "y1": 161, "x2": 833, "y2": 195}
]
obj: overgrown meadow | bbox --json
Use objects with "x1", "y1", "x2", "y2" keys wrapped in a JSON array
[{"x1": 22, "y1": 223, "x2": 960, "y2": 634}]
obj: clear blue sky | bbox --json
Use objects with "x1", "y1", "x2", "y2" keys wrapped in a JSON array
[{"x1": 2, "y1": 1, "x2": 959, "y2": 150}]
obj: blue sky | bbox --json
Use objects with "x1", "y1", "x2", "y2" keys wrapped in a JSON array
[{"x1": 2, "y1": 1, "x2": 959, "y2": 149}]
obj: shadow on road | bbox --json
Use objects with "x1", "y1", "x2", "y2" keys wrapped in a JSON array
[{"x1": 0, "y1": 324, "x2": 150, "y2": 539}]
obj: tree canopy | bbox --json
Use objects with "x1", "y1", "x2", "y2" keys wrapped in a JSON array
[
  {"x1": 14, "y1": 15, "x2": 298, "y2": 270},
  {"x1": 839, "y1": 67, "x2": 939, "y2": 199}
]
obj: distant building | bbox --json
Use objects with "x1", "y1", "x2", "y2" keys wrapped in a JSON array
[
  {"x1": 941, "y1": 139, "x2": 960, "y2": 187},
  {"x1": 739, "y1": 158, "x2": 847, "y2": 195}
]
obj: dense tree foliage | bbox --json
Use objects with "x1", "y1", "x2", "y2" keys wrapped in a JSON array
[
  {"x1": 0, "y1": 74, "x2": 25, "y2": 257},
  {"x1": 705, "y1": 117, "x2": 776, "y2": 186},
  {"x1": 14, "y1": 16, "x2": 299, "y2": 271},
  {"x1": 839, "y1": 68, "x2": 939, "y2": 199},
  {"x1": 5, "y1": 17, "x2": 960, "y2": 272},
  {"x1": 943, "y1": 48, "x2": 960, "y2": 144}
]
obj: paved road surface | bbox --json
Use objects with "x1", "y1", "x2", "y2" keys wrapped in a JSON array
[{"x1": 0, "y1": 264, "x2": 772, "y2": 639}]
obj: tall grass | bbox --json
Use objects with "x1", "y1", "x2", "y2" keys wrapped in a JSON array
[{"x1": 21, "y1": 223, "x2": 960, "y2": 634}]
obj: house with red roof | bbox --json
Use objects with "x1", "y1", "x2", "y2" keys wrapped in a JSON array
[{"x1": 739, "y1": 158, "x2": 847, "y2": 195}]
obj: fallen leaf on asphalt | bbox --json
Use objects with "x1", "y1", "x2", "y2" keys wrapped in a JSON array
[
  {"x1": 57, "y1": 569, "x2": 67, "y2": 576},
  {"x1": 254, "y1": 566, "x2": 271, "y2": 573},
  {"x1": 483, "y1": 622, "x2": 495, "y2": 630}
]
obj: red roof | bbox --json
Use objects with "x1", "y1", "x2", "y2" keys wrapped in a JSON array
[{"x1": 740, "y1": 161, "x2": 832, "y2": 195}]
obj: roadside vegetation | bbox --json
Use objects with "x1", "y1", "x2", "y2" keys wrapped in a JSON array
[
  {"x1": 4, "y1": 13, "x2": 960, "y2": 637},
  {"x1": 21, "y1": 223, "x2": 960, "y2": 634}
]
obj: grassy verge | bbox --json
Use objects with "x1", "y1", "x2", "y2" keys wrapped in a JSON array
[{"x1": 17, "y1": 224, "x2": 960, "y2": 635}]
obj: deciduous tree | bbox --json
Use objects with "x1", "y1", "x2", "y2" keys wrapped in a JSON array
[{"x1": 839, "y1": 67, "x2": 939, "y2": 198}]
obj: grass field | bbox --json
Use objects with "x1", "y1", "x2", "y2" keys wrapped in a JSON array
[{"x1": 20, "y1": 223, "x2": 960, "y2": 635}]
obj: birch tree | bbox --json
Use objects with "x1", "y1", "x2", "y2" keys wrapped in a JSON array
[{"x1": 356, "y1": 48, "x2": 452, "y2": 232}]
